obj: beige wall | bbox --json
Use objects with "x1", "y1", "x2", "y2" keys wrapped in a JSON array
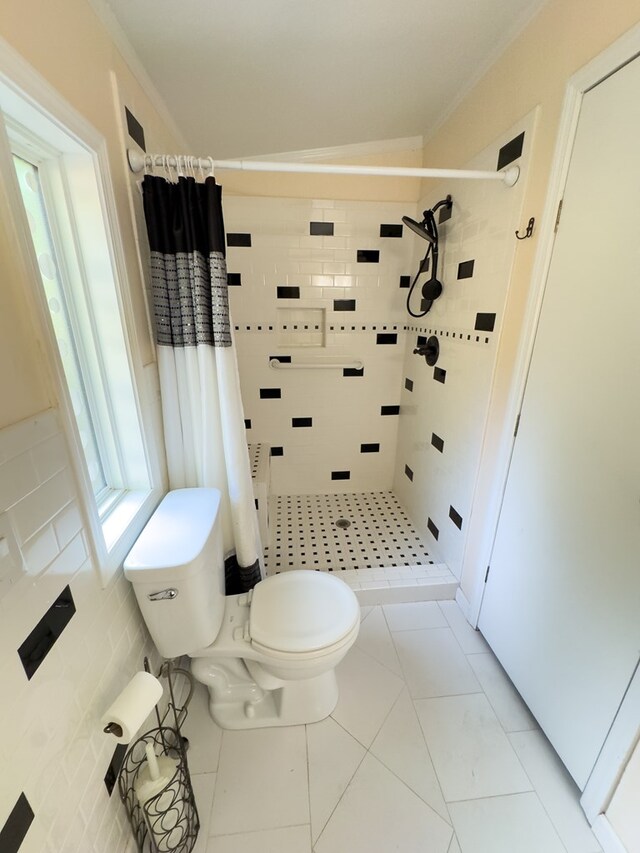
[
  {"x1": 0, "y1": 0, "x2": 184, "y2": 428},
  {"x1": 419, "y1": 0, "x2": 640, "y2": 602},
  {"x1": 221, "y1": 145, "x2": 423, "y2": 201}
]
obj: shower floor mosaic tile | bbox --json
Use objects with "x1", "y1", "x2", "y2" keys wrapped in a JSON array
[{"x1": 264, "y1": 491, "x2": 434, "y2": 574}]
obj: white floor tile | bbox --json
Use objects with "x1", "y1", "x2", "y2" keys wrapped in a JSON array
[
  {"x1": 307, "y1": 716, "x2": 366, "y2": 842},
  {"x1": 415, "y1": 693, "x2": 532, "y2": 802},
  {"x1": 359, "y1": 605, "x2": 373, "y2": 621},
  {"x1": 438, "y1": 600, "x2": 489, "y2": 654},
  {"x1": 450, "y1": 792, "x2": 566, "y2": 853},
  {"x1": 448, "y1": 836, "x2": 462, "y2": 853},
  {"x1": 332, "y1": 645, "x2": 404, "y2": 748},
  {"x1": 181, "y1": 683, "x2": 223, "y2": 775},
  {"x1": 315, "y1": 753, "x2": 453, "y2": 853},
  {"x1": 210, "y1": 726, "x2": 308, "y2": 835},
  {"x1": 393, "y1": 628, "x2": 481, "y2": 698},
  {"x1": 206, "y1": 825, "x2": 311, "y2": 853},
  {"x1": 370, "y1": 689, "x2": 450, "y2": 822},
  {"x1": 510, "y1": 730, "x2": 601, "y2": 853},
  {"x1": 383, "y1": 600, "x2": 448, "y2": 631},
  {"x1": 191, "y1": 772, "x2": 216, "y2": 853},
  {"x1": 467, "y1": 653, "x2": 538, "y2": 733},
  {"x1": 355, "y1": 606, "x2": 402, "y2": 675}
]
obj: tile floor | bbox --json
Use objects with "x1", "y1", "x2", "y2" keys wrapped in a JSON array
[{"x1": 182, "y1": 600, "x2": 601, "y2": 853}]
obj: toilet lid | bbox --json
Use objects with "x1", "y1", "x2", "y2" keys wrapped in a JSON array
[{"x1": 249, "y1": 571, "x2": 360, "y2": 653}]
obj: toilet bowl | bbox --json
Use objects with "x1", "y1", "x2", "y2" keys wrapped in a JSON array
[{"x1": 124, "y1": 488, "x2": 360, "y2": 729}]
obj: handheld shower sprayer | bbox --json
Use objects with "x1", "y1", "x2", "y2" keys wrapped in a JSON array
[{"x1": 403, "y1": 195, "x2": 452, "y2": 318}]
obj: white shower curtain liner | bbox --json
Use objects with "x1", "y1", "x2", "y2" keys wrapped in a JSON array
[{"x1": 158, "y1": 343, "x2": 259, "y2": 570}]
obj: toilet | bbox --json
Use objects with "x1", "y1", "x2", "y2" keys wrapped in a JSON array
[{"x1": 124, "y1": 488, "x2": 360, "y2": 729}]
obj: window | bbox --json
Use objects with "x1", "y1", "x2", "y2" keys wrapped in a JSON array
[
  {"x1": 13, "y1": 153, "x2": 110, "y2": 504},
  {"x1": 0, "y1": 53, "x2": 161, "y2": 578}
]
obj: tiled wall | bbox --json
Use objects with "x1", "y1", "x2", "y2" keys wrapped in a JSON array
[
  {"x1": 394, "y1": 115, "x2": 533, "y2": 578},
  {"x1": 0, "y1": 410, "x2": 157, "y2": 852},
  {"x1": 224, "y1": 196, "x2": 417, "y2": 495}
]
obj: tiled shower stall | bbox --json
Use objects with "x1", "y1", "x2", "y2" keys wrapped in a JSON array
[{"x1": 225, "y1": 115, "x2": 532, "y2": 589}]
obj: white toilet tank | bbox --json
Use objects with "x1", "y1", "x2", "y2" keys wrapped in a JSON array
[{"x1": 124, "y1": 488, "x2": 225, "y2": 658}]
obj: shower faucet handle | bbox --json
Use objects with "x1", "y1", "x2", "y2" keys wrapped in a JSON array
[{"x1": 413, "y1": 336, "x2": 440, "y2": 366}]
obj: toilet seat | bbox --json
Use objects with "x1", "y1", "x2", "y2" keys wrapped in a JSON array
[{"x1": 249, "y1": 570, "x2": 360, "y2": 654}]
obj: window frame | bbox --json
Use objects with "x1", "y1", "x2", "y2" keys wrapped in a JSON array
[{"x1": 0, "y1": 41, "x2": 163, "y2": 583}]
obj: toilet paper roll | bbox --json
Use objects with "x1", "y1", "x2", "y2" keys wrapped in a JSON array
[{"x1": 102, "y1": 671, "x2": 163, "y2": 743}]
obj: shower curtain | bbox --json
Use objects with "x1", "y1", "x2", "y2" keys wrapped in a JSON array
[{"x1": 142, "y1": 173, "x2": 261, "y2": 591}]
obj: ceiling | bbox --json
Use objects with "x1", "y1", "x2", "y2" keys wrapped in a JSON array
[{"x1": 103, "y1": 0, "x2": 546, "y2": 159}]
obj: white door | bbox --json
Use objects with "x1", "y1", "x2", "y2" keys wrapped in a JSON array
[{"x1": 478, "y1": 55, "x2": 640, "y2": 790}]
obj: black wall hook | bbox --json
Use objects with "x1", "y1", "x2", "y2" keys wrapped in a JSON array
[{"x1": 516, "y1": 217, "x2": 535, "y2": 240}]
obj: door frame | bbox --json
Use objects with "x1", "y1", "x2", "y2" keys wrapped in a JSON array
[{"x1": 468, "y1": 21, "x2": 640, "y2": 826}]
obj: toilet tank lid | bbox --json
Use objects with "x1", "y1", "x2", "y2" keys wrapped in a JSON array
[{"x1": 124, "y1": 488, "x2": 221, "y2": 576}]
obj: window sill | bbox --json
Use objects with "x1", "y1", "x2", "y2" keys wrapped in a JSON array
[{"x1": 98, "y1": 488, "x2": 163, "y2": 584}]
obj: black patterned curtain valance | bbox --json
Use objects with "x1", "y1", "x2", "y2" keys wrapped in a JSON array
[{"x1": 142, "y1": 174, "x2": 231, "y2": 347}]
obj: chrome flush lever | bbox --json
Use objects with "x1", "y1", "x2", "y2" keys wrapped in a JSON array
[{"x1": 147, "y1": 588, "x2": 179, "y2": 601}]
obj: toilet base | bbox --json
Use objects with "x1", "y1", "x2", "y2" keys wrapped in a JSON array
[{"x1": 191, "y1": 656, "x2": 339, "y2": 729}]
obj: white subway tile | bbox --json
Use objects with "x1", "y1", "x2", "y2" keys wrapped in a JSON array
[
  {"x1": 10, "y1": 468, "x2": 74, "y2": 541},
  {"x1": 0, "y1": 451, "x2": 39, "y2": 511},
  {"x1": 21, "y1": 524, "x2": 60, "y2": 575}
]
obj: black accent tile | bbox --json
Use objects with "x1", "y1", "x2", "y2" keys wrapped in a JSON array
[
  {"x1": 227, "y1": 233, "x2": 252, "y2": 247},
  {"x1": 416, "y1": 335, "x2": 427, "y2": 346},
  {"x1": 260, "y1": 388, "x2": 281, "y2": 399},
  {"x1": 497, "y1": 131, "x2": 525, "y2": 170},
  {"x1": 380, "y1": 223, "x2": 403, "y2": 238},
  {"x1": 475, "y1": 312, "x2": 496, "y2": 332},
  {"x1": 104, "y1": 744, "x2": 127, "y2": 796},
  {"x1": 404, "y1": 378, "x2": 414, "y2": 392},
  {"x1": 227, "y1": 272, "x2": 242, "y2": 286},
  {"x1": 419, "y1": 255, "x2": 431, "y2": 273},
  {"x1": 399, "y1": 275, "x2": 411, "y2": 289},
  {"x1": 0, "y1": 793, "x2": 34, "y2": 852},
  {"x1": 433, "y1": 367, "x2": 447, "y2": 384},
  {"x1": 343, "y1": 367, "x2": 364, "y2": 377},
  {"x1": 270, "y1": 446, "x2": 284, "y2": 456},
  {"x1": 457, "y1": 260, "x2": 475, "y2": 279},
  {"x1": 331, "y1": 471, "x2": 351, "y2": 480},
  {"x1": 255, "y1": 498, "x2": 259, "y2": 510},
  {"x1": 381, "y1": 405, "x2": 400, "y2": 416},
  {"x1": 427, "y1": 517, "x2": 439, "y2": 540},
  {"x1": 277, "y1": 286, "x2": 300, "y2": 299},
  {"x1": 292, "y1": 417, "x2": 312, "y2": 427},
  {"x1": 439, "y1": 203, "x2": 452, "y2": 224},
  {"x1": 125, "y1": 107, "x2": 145, "y2": 151},
  {"x1": 431, "y1": 433, "x2": 444, "y2": 453},
  {"x1": 310, "y1": 221, "x2": 334, "y2": 236},
  {"x1": 334, "y1": 299, "x2": 356, "y2": 311},
  {"x1": 357, "y1": 250, "x2": 380, "y2": 263},
  {"x1": 376, "y1": 333, "x2": 397, "y2": 345},
  {"x1": 360, "y1": 443, "x2": 380, "y2": 453},
  {"x1": 18, "y1": 585, "x2": 75, "y2": 680},
  {"x1": 449, "y1": 505, "x2": 463, "y2": 530},
  {"x1": 244, "y1": 419, "x2": 252, "y2": 429},
  {"x1": 269, "y1": 355, "x2": 291, "y2": 363},
  {"x1": 405, "y1": 464, "x2": 414, "y2": 482}
]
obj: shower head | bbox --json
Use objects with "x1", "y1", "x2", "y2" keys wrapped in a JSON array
[
  {"x1": 402, "y1": 214, "x2": 436, "y2": 244},
  {"x1": 403, "y1": 196, "x2": 452, "y2": 243}
]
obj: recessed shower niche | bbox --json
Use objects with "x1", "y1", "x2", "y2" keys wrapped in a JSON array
[{"x1": 277, "y1": 307, "x2": 326, "y2": 347}]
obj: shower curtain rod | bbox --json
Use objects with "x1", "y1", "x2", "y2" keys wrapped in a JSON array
[{"x1": 126, "y1": 149, "x2": 520, "y2": 187}]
